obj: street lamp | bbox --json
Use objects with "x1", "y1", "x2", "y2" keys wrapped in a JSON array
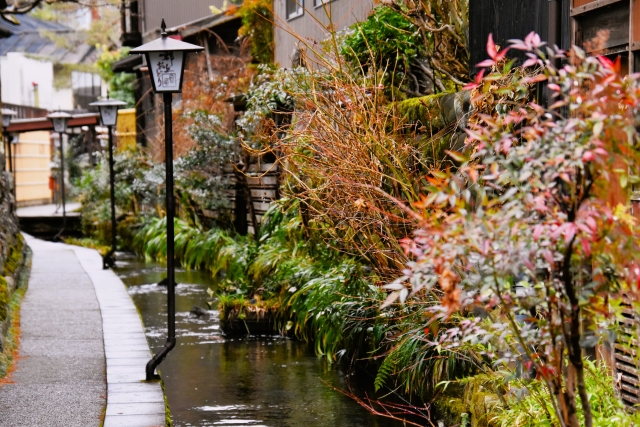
[
  {"x1": 90, "y1": 96, "x2": 127, "y2": 270},
  {"x1": 2, "y1": 108, "x2": 17, "y2": 201},
  {"x1": 131, "y1": 19, "x2": 203, "y2": 381},
  {"x1": 47, "y1": 111, "x2": 71, "y2": 230}
]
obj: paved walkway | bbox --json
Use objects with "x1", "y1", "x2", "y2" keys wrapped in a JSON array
[
  {"x1": 0, "y1": 235, "x2": 165, "y2": 427},
  {"x1": 16, "y1": 202, "x2": 81, "y2": 217}
]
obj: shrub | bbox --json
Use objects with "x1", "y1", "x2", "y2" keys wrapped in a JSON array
[{"x1": 386, "y1": 33, "x2": 640, "y2": 427}]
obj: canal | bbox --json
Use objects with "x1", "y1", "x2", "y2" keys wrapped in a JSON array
[{"x1": 115, "y1": 256, "x2": 405, "y2": 427}]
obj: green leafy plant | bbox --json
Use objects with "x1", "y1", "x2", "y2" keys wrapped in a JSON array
[
  {"x1": 342, "y1": 6, "x2": 434, "y2": 98},
  {"x1": 233, "y1": 0, "x2": 274, "y2": 64},
  {"x1": 495, "y1": 361, "x2": 640, "y2": 427},
  {"x1": 96, "y1": 47, "x2": 135, "y2": 107},
  {"x1": 74, "y1": 147, "x2": 157, "y2": 245}
]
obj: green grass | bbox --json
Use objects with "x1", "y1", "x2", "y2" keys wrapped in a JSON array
[
  {"x1": 63, "y1": 237, "x2": 110, "y2": 255},
  {"x1": 493, "y1": 361, "x2": 640, "y2": 427}
]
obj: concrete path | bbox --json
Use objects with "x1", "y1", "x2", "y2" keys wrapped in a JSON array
[
  {"x1": 0, "y1": 235, "x2": 166, "y2": 427},
  {"x1": 17, "y1": 202, "x2": 81, "y2": 217}
]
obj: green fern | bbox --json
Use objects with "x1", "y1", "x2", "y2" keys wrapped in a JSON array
[{"x1": 374, "y1": 354, "x2": 396, "y2": 392}]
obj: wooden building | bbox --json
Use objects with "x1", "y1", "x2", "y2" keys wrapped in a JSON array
[
  {"x1": 470, "y1": 0, "x2": 640, "y2": 75},
  {"x1": 273, "y1": 0, "x2": 375, "y2": 67}
]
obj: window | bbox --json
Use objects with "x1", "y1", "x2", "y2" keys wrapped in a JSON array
[
  {"x1": 286, "y1": 0, "x2": 303, "y2": 20},
  {"x1": 313, "y1": 0, "x2": 331, "y2": 8}
]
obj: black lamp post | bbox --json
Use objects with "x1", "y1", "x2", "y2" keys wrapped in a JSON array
[
  {"x1": 131, "y1": 19, "x2": 203, "y2": 381},
  {"x1": 47, "y1": 111, "x2": 71, "y2": 229},
  {"x1": 2, "y1": 108, "x2": 17, "y2": 201},
  {"x1": 90, "y1": 97, "x2": 127, "y2": 269}
]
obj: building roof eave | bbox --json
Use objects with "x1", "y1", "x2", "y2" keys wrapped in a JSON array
[
  {"x1": 111, "y1": 54, "x2": 143, "y2": 73},
  {"x1": 7, "y1": 113, "x2": 99, "y2": 133},
  {"x1": 141, "y1": 12, "x2": 240, "y2": 42}
]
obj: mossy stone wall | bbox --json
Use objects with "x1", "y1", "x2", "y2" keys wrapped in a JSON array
[{"x1": 0, "y1": 147, "x2": 21, "y2": 353}]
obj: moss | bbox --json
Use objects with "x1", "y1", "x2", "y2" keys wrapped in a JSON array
[
  {"x1": 0, "y1": 247, "x2": 31, "y2": 379},
  {"x1": 63, "y1": 237, "x2": 110, "y2": 256},
  {"x1": 394, "y1": 91, "x2": 470, "y2": 133},
  {"x1": 0, "y1": 276, "x2": 7, "y2": 322},
  {"x1": 432, "y1": 375, "x2": 504, "y2": 427},
  {"x1": 160, "y1": 378, "x2": 172, "y2": 426},
  {"x1": 396, "y1": 93, "x2": 452, "y2": 128},
  {"x1": 0, "y1": 287, "x2": 23, "y2": 378},
  {"x1": 433, "y1": 391, "x2": 467, "y2": 426},
  {"x1": 462, "y1": 374, "x2": 504, "y2": 427},
  {"x1": 3, "y1": 234, "x2": 24, "y2": 278},
  {"x1": 217, "y1": 294, "x2": 249, "y2": 321}
]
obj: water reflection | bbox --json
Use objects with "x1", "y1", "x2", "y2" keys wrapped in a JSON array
[{"x1": 115, "y1": 257, "x2": 403, "y2": 427}]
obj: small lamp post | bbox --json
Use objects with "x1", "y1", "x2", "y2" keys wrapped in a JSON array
[
  {"x1": 47, "y1": 111, "x2": 71, "y2": 229},
  {"x1": 131, "y1": 19, "x2": 203, "y2": 381},
  {"x1": 90, "y1": 96, "x2": 127, "y2": 270},
  {"x1": 2, "y1": 108, "x2": 17, "y2": 200}
]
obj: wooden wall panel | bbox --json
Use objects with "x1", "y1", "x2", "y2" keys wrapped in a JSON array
[
  {"x1": 633, "y1": 0, "x2": 640, "y2": 42},
  {"x1": 574, "y1": 0, "x2": 599, "y2": 7},
  {"x1": 13, "y1": 131, "x2": 52, "y2": 205},
  {"x1": 578, "y1": 3, "x2": 630, "y2": 52},
  {"x1": 613, "y1": 297, "x2": 640, "y2": 408},
  {"x1": 469, "y1": 0, "x2": 550, "y2": 72}
]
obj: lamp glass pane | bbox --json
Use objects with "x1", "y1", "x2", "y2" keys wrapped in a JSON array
[
  {"x1": 52, "y1": 117, "x2": 67, "y2": 133},
  {"x1": 100, "y1": 105, "x2": 118, "y2": 126},
  {"x1": 2, "y1": 115, "x2": 10, "y2": 128},
  {"x1": 148, "y1": 51, "x2": 184, "y2": 92}
]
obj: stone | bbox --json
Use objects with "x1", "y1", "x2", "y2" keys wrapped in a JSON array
[{"x1": 3, "y1": 277, "x2": 14, "y2": 293}]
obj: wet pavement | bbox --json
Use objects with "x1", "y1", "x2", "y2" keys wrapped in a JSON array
[
  {"x1": 0, "y1": 236, "x2": 166, "y2": 427},
  {"x1": 0, "y1": 235, "x2": 105, "y2": 427}
]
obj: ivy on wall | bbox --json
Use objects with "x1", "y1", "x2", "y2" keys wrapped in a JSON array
[{"x1": 231, "y1": 0, "x2": 274, "y2": 64}]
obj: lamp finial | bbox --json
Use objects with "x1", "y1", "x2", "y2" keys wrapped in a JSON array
[{"x1": 161, "y1": 19, "x2": 167, "y2": 38}]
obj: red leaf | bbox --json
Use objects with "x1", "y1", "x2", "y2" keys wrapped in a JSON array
[
  {"x1": 468, "y1": 167, "x2": 478, "y2": 183},
  {"x1": 464, "y1": 68, "x2": 486, "y2": 90},
  {"x1": 524, "y1": 259, "x2": 535, "y2": 271},
  {"x1": 487, "y1": 33, "x2": 497, "y2": 60},
  {"x1": 598, "y1": 55, "x2": 614, "y2": 70},
  {"x1": 549, "y1": 100, "x2": 567, "y2": 110},
  {"x1": 524, "y1": 74, "x2": 548, "y2": 84},
  {"x1": 581, "y1": 238, "x2": 591, "y2": 257},
  {"x1": 533, "y1": 224, "x2": 544, "y2": 241},
  {"x1": 495, "y1": 47, "x2": 510, "y2": 61},
  {"x1": 582, "y1": 151, "x2": 594, "y2": 162},
  {"x1": 564, "y1": 223, "x2": 576, "y2": 243},
  {"x1": 481, "y1": 239, "x2": 490, "y2": 255},
  {"x1": 476, "y1": 59, "x2": 495, "y2": 68},
  {"x1": 543, "y1": 250, "x2": 555, "y2": 266},
  {"x1": 465, "y1": 128, "x2": 484, "y2": 141},
  {"x1": 613, "y1": 56, "x2": 621, "y2": 73}
]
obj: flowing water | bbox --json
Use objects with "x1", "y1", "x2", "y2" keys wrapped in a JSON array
[{"x1": 115, "y1": 256, "x2": 406, "y2": 427}]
